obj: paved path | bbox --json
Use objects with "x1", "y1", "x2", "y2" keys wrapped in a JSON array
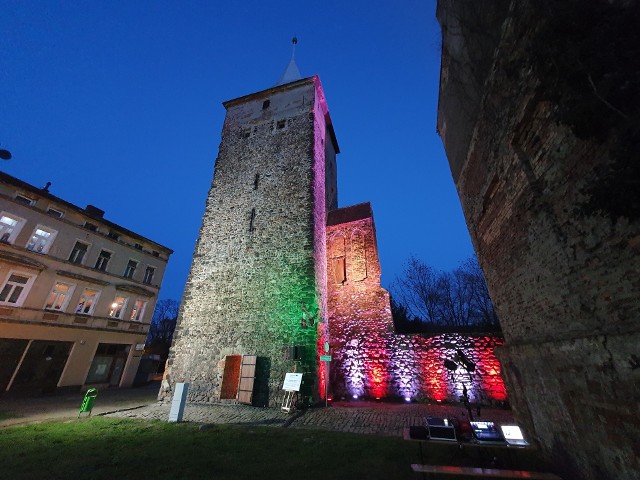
[
  {"x1": 0, "y1": 382, "x2": 161, "y2": 427},
  {"x1": 1, "y1": 382, "x2": 514, "y2": 437},
  {"x1": 108, "y1": 398, "x2": 515, "y2": 437}
]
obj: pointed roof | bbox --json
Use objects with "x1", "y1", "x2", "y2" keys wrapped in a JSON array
[{"x1": 276, "y1": 37, "x2": 302, "y2": 86}]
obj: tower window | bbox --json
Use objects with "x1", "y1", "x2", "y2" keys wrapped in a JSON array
[
  {"x1": 249, "y1": 208, "x2": 256, "y2": 232},
  {"x1": 276, "y1": 119, "x2": 286, "y2": 130},
  {"x1": 254, "y1": 173, "x2": 260, "y2": 190},
  {"x1": 262, "y1": 100, "x2": 270, "y2": 110}
]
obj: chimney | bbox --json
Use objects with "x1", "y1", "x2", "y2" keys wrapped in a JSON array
[{"x1": 85, "y1": 205, "x2": 105, "y2": 218}]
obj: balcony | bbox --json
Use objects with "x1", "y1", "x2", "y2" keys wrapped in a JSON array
[{"x1": 0, "y1": 306, "x2": 149, "y2": 334}]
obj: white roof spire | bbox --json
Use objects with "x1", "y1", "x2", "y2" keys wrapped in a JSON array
[{"x1": 275, "y1": 36, "x2": 302, "y2": 86}]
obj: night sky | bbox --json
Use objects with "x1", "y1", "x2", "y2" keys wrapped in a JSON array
[{"x1": 1, "y1": 0, "x2": 474, "y2": 301}]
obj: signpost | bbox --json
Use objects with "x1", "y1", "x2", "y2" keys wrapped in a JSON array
[{"x1": 320, "y1": 347, "x2": 332, "y2": 407}]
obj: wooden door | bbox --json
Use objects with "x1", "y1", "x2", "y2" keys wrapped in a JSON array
[
  {"x1": 220, "y1": 355, "x2": 241, "y2": 400},
  {"x1": 237, "y1": 355, "x2": 256, "y2": 405}
]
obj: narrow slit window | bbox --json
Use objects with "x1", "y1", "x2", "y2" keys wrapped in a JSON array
[
  {"x1": 249, "y1": 208, "x2": 256, "y2": 232},
  {"x1": 254, "y1": 173, "x2": 260, "y2": 190},
  {"x1": 262, "y1": 99, "x2": 270, "y2": 110}
]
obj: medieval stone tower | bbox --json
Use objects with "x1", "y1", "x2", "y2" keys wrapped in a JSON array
[{"x1": 161, "y1": 58, "x2": 339, "y2": 405}]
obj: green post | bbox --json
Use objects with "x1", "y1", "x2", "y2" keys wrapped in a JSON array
[{"x1": 78, "y1": 388, "x2": 98, "y2": 418}]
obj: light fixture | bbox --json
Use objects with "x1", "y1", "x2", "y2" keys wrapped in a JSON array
[
  {"x1": 444, "y1": 359, "x2": 458, "y2": 371},
  {"x1": 454, "y1": 349, "x2": 476, "y2": 372}
]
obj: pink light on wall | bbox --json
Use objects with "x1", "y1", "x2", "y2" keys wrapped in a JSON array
[
  {"x1": 365, "y1": 340, "x2": 390, "y2": 398},
  {"x1": 476, "y1": 336, "x2": 507, "y2": 401},
  {"x1": 420, "y1": 342, "x2": 449, "y2": 402}
]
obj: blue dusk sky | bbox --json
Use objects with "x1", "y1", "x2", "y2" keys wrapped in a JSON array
[{"x1": 1, "y1": 0, "x2": 474, "y2": 301}]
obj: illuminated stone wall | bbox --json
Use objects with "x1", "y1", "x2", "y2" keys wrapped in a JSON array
[
  {"x1": 162, "y1": 76, "x2": 338, "y2": 405},
  {"x1": 327, "y1": 204, "x2": 507, "y2": 403}
]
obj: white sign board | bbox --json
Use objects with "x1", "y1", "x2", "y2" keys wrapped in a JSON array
[
  {"x1": 282, "y1": 372, "x2": 303, "y2": 392},
  {"x1": 168, "y1": 382, "x2": 189, "y2": 423}
]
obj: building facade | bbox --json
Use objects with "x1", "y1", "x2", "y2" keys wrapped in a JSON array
[{"x1": 0, "y1": 172, "x2": 172, "y2": 395}]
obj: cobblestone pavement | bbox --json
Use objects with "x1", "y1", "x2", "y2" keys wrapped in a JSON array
[
  {"x1": 108, "y1": 400, "x2": 515, "y2": 437},
  {"x1": 2, "y1": 380, "x2": 515, "y2": 438}
]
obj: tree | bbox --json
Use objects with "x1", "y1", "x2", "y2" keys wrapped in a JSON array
[
  {"x1": 391, "y1": 256, "x2": 499, "y2": 330},
  {"x1": 146, "y1": 299, "x2": 180, "y2": 359}
]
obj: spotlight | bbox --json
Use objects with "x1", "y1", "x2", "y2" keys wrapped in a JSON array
[
  {"x1": 455, "y1": 349, "x2": 476, "y2": 372},
  {"x1": 352, "y1": 394, "x2": 358, "y2": 400},
  {"x1": 444, "y1": 359, "x2": 458, "y2": 371},
  {"x1": 404, "y1": 397, "x2": 411, "y2": 403}
]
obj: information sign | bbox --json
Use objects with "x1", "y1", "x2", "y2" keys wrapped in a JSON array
[
  {"x1": 282, "y1": 372, "x2": 303, "y2": 392},
  {"x1": 320, "y1": 355, "x2": 332, "y2": 362}
]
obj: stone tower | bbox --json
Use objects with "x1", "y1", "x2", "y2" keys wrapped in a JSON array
[{"x1": 162, "y1": 69, "x2": 339, "y2": 405}]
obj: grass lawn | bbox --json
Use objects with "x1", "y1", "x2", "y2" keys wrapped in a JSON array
[{"x1": 0, "y1": 418, "x2": 550, "y2": 480}]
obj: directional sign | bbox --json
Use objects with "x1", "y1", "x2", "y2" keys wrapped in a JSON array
[{"x1": 320, "y1": 355, "x2": 332, "y2": 362}]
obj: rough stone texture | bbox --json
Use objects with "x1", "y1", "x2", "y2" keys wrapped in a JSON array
[
  {"x1": 161, "y1": 76, "x2": 338, "y2": 406},
  {"x1": 327, "y1": 204, "x2": 507, "y2": 404},
  {"x1": 437, "y1": 2, "x2": 640, "y2": 479}
]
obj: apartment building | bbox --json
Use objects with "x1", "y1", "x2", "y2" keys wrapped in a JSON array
[{"x1": 0, "y1": 172, "x2": 172, "y2": 395}]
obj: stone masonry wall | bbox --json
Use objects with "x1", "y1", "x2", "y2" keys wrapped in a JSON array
[
  {"x1": 162, "y1": 77, "x2": 334, "y2": 406},
  {"x1": 437, "y1": 2, "x2": 640, "y2": 479},
  {"x1": 327, "y1": 207, "x2": 507, "y2": 404}
]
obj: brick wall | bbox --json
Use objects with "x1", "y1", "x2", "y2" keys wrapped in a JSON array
[{"x1": 437, "y1": 2, "x2": 640, "y2": 479}]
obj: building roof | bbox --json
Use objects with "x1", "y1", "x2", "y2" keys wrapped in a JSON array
[
  {"x1": 327, "y1": 202, "x2": 372, "y2": 226},
  {"x1": 0, "y1": 171, "x2": 173, "y2": 254},
  {"x1": 276, "y1": 37, "x2": 302, "y2": 86}
]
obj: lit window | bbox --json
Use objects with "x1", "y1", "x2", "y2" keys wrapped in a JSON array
[
  {"x1": 94, "y1": 250, "x2": 112, "y2": 271},
  {"x1": 25, "y1": 225, "x2": 57, "y2": 254},
  {"x1": 0, "y1": 272, "x2": 36, "y2": 306},
  {"x1": 109, "y1": 296, "x2": 127, "y2": 319},
  {"x1": 0, "y1": 213, "x2": 25, "y2": 244},
  {"x1": 46, "y1": 207, "x2": 64, "y2": 218},
  {"x1": 124, "y1": 260, "x2": 137, "y2": 279},
  {"x1": 15, "y1": 194, "x2": 35, "y2": 206},
  {"x1": 44, "y1": 282, "x2": 74, "y2": 311},
  {"x1": 130, "y1": 300, "x2": 147, "y2": 321},
  {"x1": 69, "y1": 241, "x2": 89, "y2": 264},
  {"x1": 143, "y1": 266, "x2": 155, "y2": 285},
  {"x1": 75, "y1": 288, "x2": 100, "y2": 315}
]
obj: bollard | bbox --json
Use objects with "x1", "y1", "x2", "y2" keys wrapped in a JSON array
[{"x1": 78, "y1": 388, "x2": 98, "y2": 418}]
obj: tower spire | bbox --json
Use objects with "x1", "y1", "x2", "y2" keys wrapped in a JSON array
[{"x1": 275, "y1": 36, "x2": 302, "y2": 86}]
